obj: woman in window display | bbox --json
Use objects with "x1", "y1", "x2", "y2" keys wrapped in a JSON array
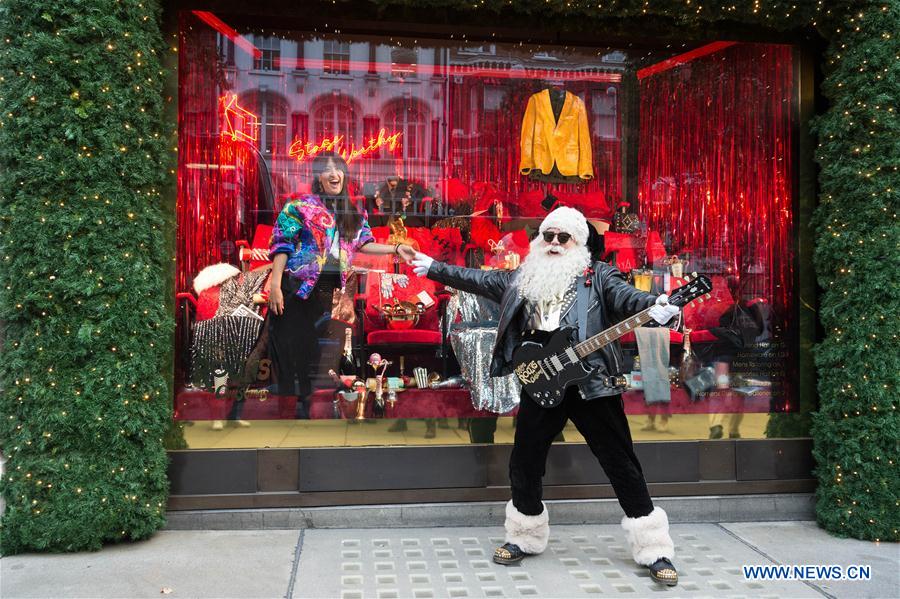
[{"x1": 267, "y1": 153, "x2": 416, "y2": 410}]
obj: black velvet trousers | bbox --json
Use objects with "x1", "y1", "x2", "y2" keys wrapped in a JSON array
[{"x1": 510, "y1": 385, "x2": 655, "y2": 520}]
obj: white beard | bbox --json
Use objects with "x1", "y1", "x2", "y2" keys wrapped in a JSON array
[{"x1": 516, "y1": 237, "x2": 591, "y2": 304}]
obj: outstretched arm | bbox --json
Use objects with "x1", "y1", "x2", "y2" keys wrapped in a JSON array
[
  {"x1": 411, "y1": 252, "x2": 512, "y2": 304},
  {"x1": 360, "y1": 242, "x2": 416, "y2": 258},
  {"x1": 601, "y1": 264, "x2": 679, "y2": 325}
]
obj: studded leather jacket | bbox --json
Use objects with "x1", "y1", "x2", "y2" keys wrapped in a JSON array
[{"x1": 428, "y1": 260, "x2": 656, "y2": 399}]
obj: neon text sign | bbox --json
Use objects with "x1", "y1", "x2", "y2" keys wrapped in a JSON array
[{"x1": 288, "y1": 128, "x2": 402, "y2": 164}]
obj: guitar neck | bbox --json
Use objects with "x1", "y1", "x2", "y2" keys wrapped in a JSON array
[{"x1": 573, "y1": 307, "x2": 655, "y2": 359}]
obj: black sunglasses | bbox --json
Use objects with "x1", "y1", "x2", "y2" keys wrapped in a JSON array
[{"x1": 542, "y1": 231, "x2": 572, "y2": 244}]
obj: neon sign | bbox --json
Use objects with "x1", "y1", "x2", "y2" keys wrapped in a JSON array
[
  {"x1": 288, "y1": 128, "x2": 402, "y2": 164},
  {"x1": 220, "y1": 94, "x2": 259, "y2": 143}
]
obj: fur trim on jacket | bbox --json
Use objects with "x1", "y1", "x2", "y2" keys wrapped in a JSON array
[
  {"x1": 193, "y1": 263, "x2": 241, "y2": 294},
  {"x1": 504, "y1": 500, "x2": 550, "y2": 555},
  {"x1": 621, "y1": 507, "x2": 675, "y2": 566}
]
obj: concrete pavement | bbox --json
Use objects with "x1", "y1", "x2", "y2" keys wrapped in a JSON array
[{"x1": 1, "y1": 509, "x2": 896, "y2": 599}]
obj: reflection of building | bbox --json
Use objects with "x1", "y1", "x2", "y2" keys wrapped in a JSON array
[
  {"x1": 447, "y1": 45, "x2": 626, "y2": 145},
  {"x1": 216, "y1": 35, "x2": 629, "y2": 203},
  {"x1": 220, "y1": 35, "x2": 450, "y2": 195}
]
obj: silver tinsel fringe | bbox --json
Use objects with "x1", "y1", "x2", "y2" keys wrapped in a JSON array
[
  {"x1": 447, "y1": 290, "x2": 520, "y2": 414},
  {"x1": 190, "y1": 316, "x2": 263, "y2": 389}
]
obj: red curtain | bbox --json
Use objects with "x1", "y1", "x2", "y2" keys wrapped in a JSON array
[
  {"x1": 639, "y1": 43, "x2": 793, "y2": 311},
  {"x1": 638, "y1": 43, "x2": 795, "y2": 409},
  {"x1": 177, "y1": 18, "x2": 262, "y2": 296}
]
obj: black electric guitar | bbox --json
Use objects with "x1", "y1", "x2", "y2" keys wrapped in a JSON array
[{"x1": 512, "y1": 274, "x2": 713, "y2": 407}]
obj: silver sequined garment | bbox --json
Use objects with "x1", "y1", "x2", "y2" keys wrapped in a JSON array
[
  {"x1": 190, "y1": 270, "x2": 269, "y2": 388},
  {"x1": 447, "y1": 291, "x2": 520, "y2": 414},
  {"x1": 215, "y1": 270, "x2": 269, "y2": 317}
]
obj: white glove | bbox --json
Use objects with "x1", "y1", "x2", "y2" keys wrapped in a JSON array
[
  {"x1": 411, "y1": 252, "x2": 435, "y2": 277},
  {"x1": 648, "y1": 294, "x2": 680, "y2": 325}
]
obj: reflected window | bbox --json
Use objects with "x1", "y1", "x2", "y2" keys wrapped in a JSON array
[
  {"x1": 592, "y1": 87, "x2": 619, "y2": 140},
  {"x1": 390, "y1": 47, "x2": 417, "y2": 79},
  {"x1": 313, "y1": 96, "x2": 358, "y2": 141},
  {"x1": 384, "y1": 100, "x2": 427, "y2": 159},
  {"x1": 253, "y1": 36, "x2": 280, "y2": 71},
  {"x1": 323, "y1": 40, "x2": 350, "y2": 75},
  {"x1": 255, "y1": 92, "x2": 287, "y2": 155}
]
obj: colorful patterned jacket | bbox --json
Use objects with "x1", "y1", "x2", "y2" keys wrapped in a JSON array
[{"x1": 269, "y1": 194, "x2": 374, "y2": 299}]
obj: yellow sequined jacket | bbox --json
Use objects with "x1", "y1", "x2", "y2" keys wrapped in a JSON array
[{"x1": 519, "y1": 89, "x2": 594, "y2": 180}]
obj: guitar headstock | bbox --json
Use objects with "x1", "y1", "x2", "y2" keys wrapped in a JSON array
[{"x1": 669, "y1": 272, "x2": 713, "y2": 308}]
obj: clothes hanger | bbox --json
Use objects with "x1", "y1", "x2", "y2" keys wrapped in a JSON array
[{"x1": 545, "y1": 78, "x2": 566, "y2": 94}]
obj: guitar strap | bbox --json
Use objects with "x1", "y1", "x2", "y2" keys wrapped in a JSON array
[{"x1": 576, "y1": 274, "x2": 590, "y2": 343}]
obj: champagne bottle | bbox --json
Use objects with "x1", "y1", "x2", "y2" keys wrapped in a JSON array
[
  {"x1": 327, "y1": 369, "x2": 351, "y2": 390},
  {"x1": 679, "y1": 329, "x2": 699, "y2": 383},
  {"x1": 629, "y1": 355, "x2": 643, "y2": 390},
  {"x1": 339, "y1": 327, "x2": 357, "y2": 376}
]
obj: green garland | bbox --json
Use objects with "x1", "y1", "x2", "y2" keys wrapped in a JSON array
[
  {"x1": 808, "y1": 3, "x2": 900, "y2": 542},
  {"x1": 0, "y1": 1, "x2": 172, "y2": 552},
  {"x1": 0, "y1": 0, "x2": 896, "y2": 552}
]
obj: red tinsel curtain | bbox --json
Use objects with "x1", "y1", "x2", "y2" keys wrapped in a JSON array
[
  {"x1": 638, "y1": 42, "x2": 795, "y2": 409},
  {"x1": 176, "y1": 15, "x2": 261, "y2": 295}
]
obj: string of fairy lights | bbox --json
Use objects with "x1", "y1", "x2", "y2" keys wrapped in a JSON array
[{"x1": 0, "y1": 0, "x2": 174, "y2": 552}]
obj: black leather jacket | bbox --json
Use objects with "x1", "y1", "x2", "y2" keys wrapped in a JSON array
[{"x1": 429, "y1": 261, "x2": 656, "y2": 399}]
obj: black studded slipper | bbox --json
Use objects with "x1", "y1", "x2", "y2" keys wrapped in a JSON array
[
  {"x1": 493, "y1": 542, "x2": 529, "y2": 565},
  {"x1": 649, "y1": 557, "x2": 678, "y2": 586}
]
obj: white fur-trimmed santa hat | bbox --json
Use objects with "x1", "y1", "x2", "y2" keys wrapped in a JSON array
[{"x1": 539, "y1": 206, "x2": 589, "y2": 246}]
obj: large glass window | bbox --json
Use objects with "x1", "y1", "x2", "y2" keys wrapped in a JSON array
[
  {"x1": 175, "y1": 12, "x2": 803, "y2": 449},
  {"x1": 257, "y1": 92, "x2": 287, "y2": 155},
  {"x1": 313, "y1": 95, "x2": 358, "y2": 142}
]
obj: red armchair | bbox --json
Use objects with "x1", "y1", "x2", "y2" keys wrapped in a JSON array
[{"x1": 355, "y1": 264, "x2": 452, "y2": 376}]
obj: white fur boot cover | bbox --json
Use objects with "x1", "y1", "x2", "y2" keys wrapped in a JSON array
[
  {"x1": 621, "y1": 507, "x2": 675, "y2": 566},
  {"x1": 504, "y1": 500, "x2": 550, "y2": 555}
]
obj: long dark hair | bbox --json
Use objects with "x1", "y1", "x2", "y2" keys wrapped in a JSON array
[{"x1": 310, "y1": 152, "x2": 363, "y2": 240}]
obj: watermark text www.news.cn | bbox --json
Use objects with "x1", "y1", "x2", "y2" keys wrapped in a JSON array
[{"x1": 743, "y1": 564, "x2": 871, "y2": 581}]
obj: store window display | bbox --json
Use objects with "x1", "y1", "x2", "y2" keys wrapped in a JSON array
[
  {"x1": 175, "y1": 12, "x2": 801, "y2": 449},
  {"x1": 370, "y1": 174, "x2": 430, "y2": 226}
]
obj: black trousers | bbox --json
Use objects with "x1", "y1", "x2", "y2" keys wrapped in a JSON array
[
  {"x1": 510, "y1": 386, "x2": 655, "y2": 519},
  {"x1": 268, "y1": 271, "x2": 340, "y2": 400}
]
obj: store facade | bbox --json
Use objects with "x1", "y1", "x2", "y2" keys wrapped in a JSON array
[{"x1": 166, "y1": 2, "x2": 819, "y2": 510}]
